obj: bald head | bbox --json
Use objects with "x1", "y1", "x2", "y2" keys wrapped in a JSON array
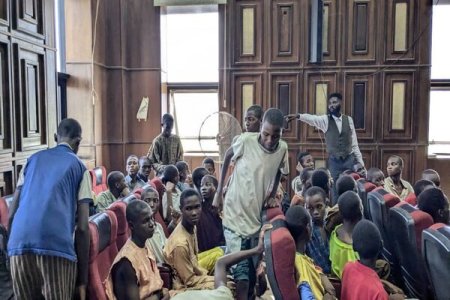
[{"x1": 422, "y1": 169, "x2": 440, "y2": 187}]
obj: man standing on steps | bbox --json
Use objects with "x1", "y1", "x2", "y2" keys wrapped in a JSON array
[{"x1": 285, "y1": 92, "x2": 365, "y2": 202}]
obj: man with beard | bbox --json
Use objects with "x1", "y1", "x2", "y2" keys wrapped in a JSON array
[{"x1": 286, "y1": 93, "x2": 364, "y2": 199}]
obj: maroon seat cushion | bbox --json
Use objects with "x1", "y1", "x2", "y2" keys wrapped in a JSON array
[
  {"x1": 90, "y1": 166, "x2": 108, "y2": 195},
  {"x1": 0, "y1": 197, "x2": 9, "y2": 230},
  {"x1": 404, "y1": 193, "x2": 417, "y2": 206},
  {"x1": 88, "y1": 211, "x2": 118, "y2": 300},
  {"x1": 107, "y1": 201, "x2": 128, "y2": 250},
  {"x1": 264, "y1": 215, "x2": 298, "y2": 300},
  {"x1": 377, "y1": 188, "x2": 400, "y2": 208},
  {"x1": 262, "y1": 207, "x2": 284, "y2": 224},
  {"x1": 363, "y1": 181, "x2": 377, "y2": 193}
]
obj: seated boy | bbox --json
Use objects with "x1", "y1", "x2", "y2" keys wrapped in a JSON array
[
  {"x1": 336, "y1": 175, "x2": 357, "y2": 196},
  {"x1": 341, "y1": 220, "x2": 388, "y2": 300},
  {"x1": 105, "y1": 200, "x2": 168, "y2": 300},
  {"x1": 285, "y1": 206, "x2": 336, "y2": 300},
  {"x1": 125, "y1": 155, "x2": 147, "y2": 191},
  {"x1": 311, "y1": 169, "x2": 333, "y2": 205},
  {"x1": 164, "y1": 189, "x2": 215, "y2": 292},
  {"x1": 422, "y1": 169, "x2": 441, "y2": 188},
  {"x1": 367, "y1": 167, "x2": 385, "y2": 187},
  {"x1": 171, "y1": 224, "x2": 272, "y2": 300},
  {"x1": 192, "y1": 167, "x2": 208, "y2": 195},
  {"x1": 352, "y1": 162, "x2": 367, "y2": 179},
  {"x1": 96, "y1": 171, "x2": 130, "y2": 212},
  {"x1": 202, "y1": 158, "x2": 216, "y2": 176},
  {"x1": 304, "y1": 187, "x2": 331, "y2": 274},
  {"x1": 161, "y1": 165, "x2": 182, "y2": 221},
  {"x1": 418, "y1": 188, "x2": 450, "y2": 224},
  {"x1": 290, "y1": 167, "x2": 314, "y2": 207},
  {"x1": 142, "y1": 186, "x2": 178, "y2": 263},
  {"x1": 291, "y1": 152, "x2": 315, "y2": 194},
  {"x1": 197, "y1": 175, "x2": 225, "y2": 253},
  {"x1": 329, "y1": 191, "x2": 362, "y2": 278}
]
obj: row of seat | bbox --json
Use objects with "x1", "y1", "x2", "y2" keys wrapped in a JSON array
[{"x1": 358, "y1": 181, "x2": 449, "y2": 300}]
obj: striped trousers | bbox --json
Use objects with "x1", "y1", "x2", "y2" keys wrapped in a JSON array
[{"x1": 10, "y1": 254, "x2": 77, "y2": 300}]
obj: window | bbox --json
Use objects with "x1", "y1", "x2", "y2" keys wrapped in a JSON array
[
  {"x1": 161, "y1": 5, "x2": 220, "y2": 156},
  {"x1": 429, "y1": 4, "x2": 450, "y2": 157},
  {"x1": 168, "y1": 88, "x2": 219, "y2": 154}
]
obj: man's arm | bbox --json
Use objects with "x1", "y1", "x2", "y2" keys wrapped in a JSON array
[
  {"x1": 214, "y1": 224, "x2": 272, "y2": 288},
  {"x1": 151, "y1": 139, "x2": 163, "y2": 173},
  {"x1": 286, "y1": 114, "x2": 328, "y2": 132},
  {"x1": 177, "y1": 136, "x2": 184, "y2": 162},
  {"x1": 348, "y1": 117, "x2": 364, "y2": 166},
  {"x1": 212, "y1": 146, "x2": 234, "y2": 209},
  {"x1": 112, "y1": 259, "x2": 140, "y2": 300},
  {"x1": 75, "y1": 202, "x2": 90, "y2": 300},
  {"x1": 171, "y1": 245, "x2": 210, "y2": 287}
]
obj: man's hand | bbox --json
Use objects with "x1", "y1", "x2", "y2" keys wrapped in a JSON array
[
  {"x1": 170, "y1": 206, "x2": 181, "y2": 224},
  {"x1": 161, "y1": 288, "x2": 170, "y2": 300},
  {"x1": 74, "y1": 284, "x2": 86, "y2": 300},
  {"x1": 256, "y1": 224, "x2": 273, "y2": 254},
  {"x1": 284, "y1": 114, "x2": 298, "y2": 123},
  {"x1": 165, "y1": 182, "x2": 175, "y2": 192}
]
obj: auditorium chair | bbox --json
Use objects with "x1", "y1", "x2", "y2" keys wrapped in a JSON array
[
  {"x1": 262, "y1": 206, "x2": 284, "y2": 224},
  {"x1": 107, "y1": 201, "x2": 129, "y2": 250},
  {"x1": 88, "y1": 211, "x2": 118, "y2": 300},
  {"x1": 366, "y1": 188, "x2": 401, "y2": 284},
  {"x1": 264, "y1": 214, "x2": 298, "y2": 300},
  {"x1": 404, "y1": 192, "x2": 417, "y2": 206},
  {"x1": 422, "y1": 223, "x2": 450, "y2": 300},
  {"x1": 389, "y1": 203, "x2": 433, "y2": 299},
  {"x1": 90, "y1": 166, "x2": 108, "y2": 195},
  {"x1": 356, "y1": 179, "x2": 377, "y2": 219},
  {"x1": 0, "y1": 197, "x2": 9, "y2": 230},
  {"x1": 121, "y1": 193, "x2": 137, "y2": 205}
]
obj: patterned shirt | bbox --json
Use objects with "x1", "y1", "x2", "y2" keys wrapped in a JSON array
[
  {"x1": 306, "y1": 224, "x2": 331, "y2": 274},
  {"x1": 96, "y1": 190, "x2": 117, "y2": 213},
  {"x1": 149, "y1": 133, "x2": 184, "y2": 172}
]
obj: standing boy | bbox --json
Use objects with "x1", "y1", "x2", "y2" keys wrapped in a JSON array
[
  {"x1": 214, "y1": 108, "x2": 289, "y2": 300},
  {"x1": 8, "y1": 119, "x2": 91, "y2": 299},
  {"x1": 149, "y1": 113, "x2": 184, "y2": 173}
]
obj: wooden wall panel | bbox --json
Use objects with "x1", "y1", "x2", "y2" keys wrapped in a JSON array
[
  {"x1": 269, "y1": 72, "x2": 300, "y2": 141},
  {"x1": 233, "y1": 0, "x2": 263, "y2": 65},
  {"x1": 13, "y1": 0, "x2": 44, "y2": 39},
  {"x1": 345, "y1": 0, "x2": 376, "y2": 63},
  {"x1": 382, "y1": 71, "x2": 414, "y2": 141},
  {"x1": 270, "y1": 0, "x2": 299, "y2": 64},
  {"x1": 232, "y1": 73, "x2": 263, "y2": 124},
  {"x1": 0, "y1": 37, "x2": 13, "y2": 153},
  {"x1": 321, "y1": 0, "x2": 337, "y2": 64},
  {"x1": 344, "y1": 71, "x2": 375, "y2": 141},
  {"x1": 385, "y1": 0, "x2": 415, "y2": 62},
  {"x1": 0, "y1": 0, "x2": 9, "y2": 25},
  {"x1": 13, "y1": 42, "x2": 47, "y2": 152},
  {"x1": 222, "y1": 1, "x2": 432, "y2": 194}
]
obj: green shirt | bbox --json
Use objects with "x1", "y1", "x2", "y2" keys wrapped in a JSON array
[
  {"x1": 329, "y1": 224, "x2": 359, "y2": 278},
  {"x1": 95, "y1": 190, "x2": 117, "y2": 213}
]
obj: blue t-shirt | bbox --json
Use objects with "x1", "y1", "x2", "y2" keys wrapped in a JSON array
[{"x1": 8, "y1": 144, "x2": 87, "y2": 262}]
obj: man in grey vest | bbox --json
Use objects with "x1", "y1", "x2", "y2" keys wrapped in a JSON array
[{"x1": 286, "y1": 93, "x2": 365, "y2": 203}]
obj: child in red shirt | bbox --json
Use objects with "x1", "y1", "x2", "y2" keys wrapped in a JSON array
[{"x1": 341, "y1": 220, "x2": 387, "y2": 300}]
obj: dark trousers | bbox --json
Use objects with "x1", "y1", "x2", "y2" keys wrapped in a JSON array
[{"x1": 328, "y1": 154, "x2": 356, "y2": 205}]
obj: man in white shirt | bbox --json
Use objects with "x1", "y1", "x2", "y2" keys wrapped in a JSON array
[{"x1": 286, "y1": 93, "x2": 364, "y2": 202}]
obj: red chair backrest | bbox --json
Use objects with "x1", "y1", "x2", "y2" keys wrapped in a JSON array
[
  {"x1": 422, "y1": 223, "x2": 450, "y2": 300},
  {"x1": 88, "y1": 211, "x2": 118, "y2": 300},
  {"x1": 262, "y1": 207, "x2": 284, "y2": 224},
  {"x1": 389, "y1": 202, "x2": 433, "y2": 299},
  {"x1": 404, "y1": 192, "x2": 417, "y2": 206},
  {"x1": 150, "y1": 177, "x2": 165, "y2": 217},
  {"x1": 107, "y1": 201, "x2": 129, "y2": 251},
  {"x1": 90, "y1": 166, "x2": 108, "y2": 195},
  {"x1": 0, "y1": 197, "x2": 9, "y2": 230},
  {"x1": 264, "y1": 215, "x2": 298, "y2": 300}
]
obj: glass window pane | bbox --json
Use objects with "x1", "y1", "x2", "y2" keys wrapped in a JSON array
[
  {"x1": 428, "y1": 90, "x2": 450, "y2": 155},
  {"x1": 164, "y1": 6, "x2": 219, "y2": 82},
  {"x1": 171, "y1": 92, "x2": 219, "y2": 154},
  {"x1": 431, "y1": 5, "x2": 450, "y2": 79}
]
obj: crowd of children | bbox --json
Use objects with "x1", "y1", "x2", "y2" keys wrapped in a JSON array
[
  {"x1": 2, "y1": 106, "x2": 449, "y2": 300},
  {"x1": 92, "y1": 107, "x2": 449, "y2": 299}
]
